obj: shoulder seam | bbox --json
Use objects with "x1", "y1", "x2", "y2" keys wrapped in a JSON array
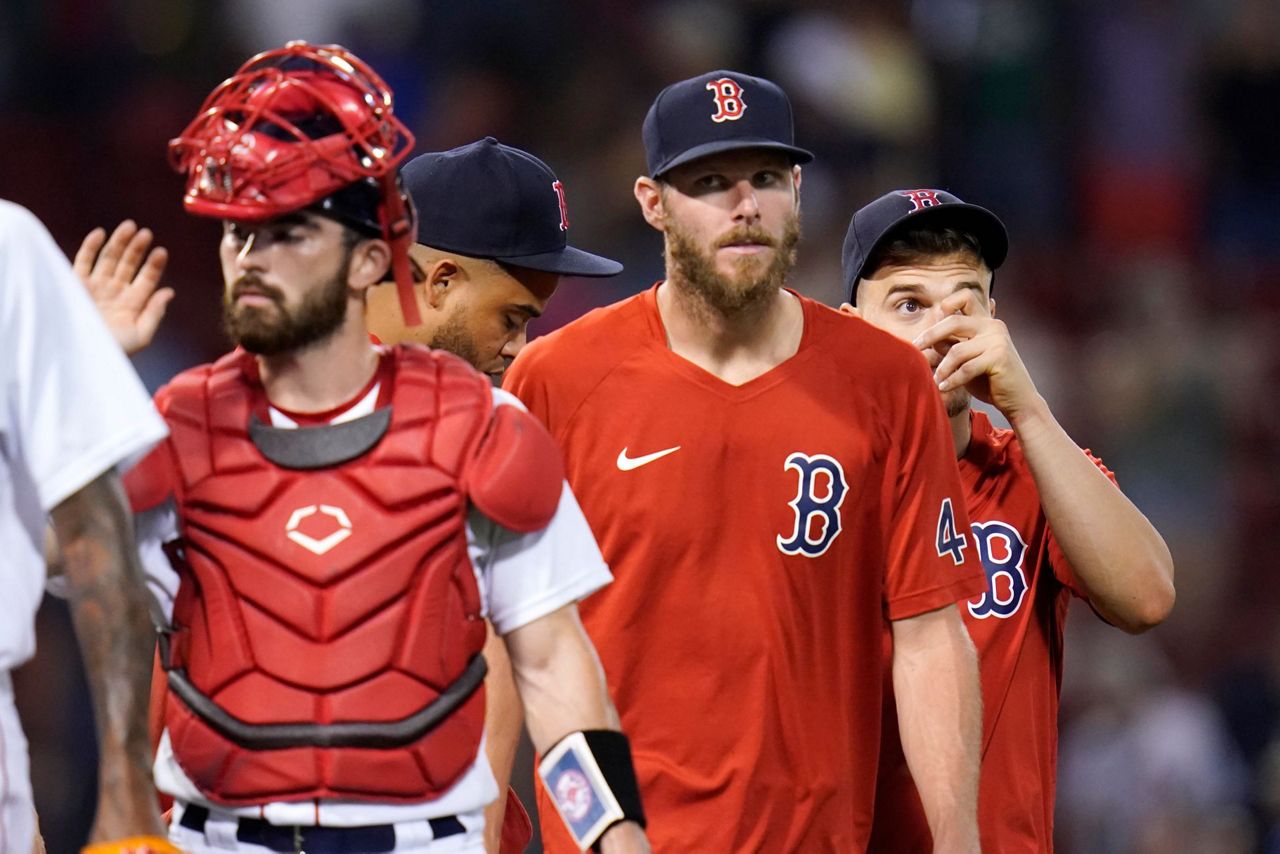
[{"x1": 554, "y1": 344, "x2": 649, "y2": 440}]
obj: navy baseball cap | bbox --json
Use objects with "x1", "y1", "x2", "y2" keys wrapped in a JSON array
[
  {"x1": 643, "y1": 70, "x2": 814, "y2": 178},
  {"x1": 842, "y1": 189, "x2": 1009, "y2": 302},
  {"x1": 401, "y1": 137, "x2": 622, "y2": 277}
]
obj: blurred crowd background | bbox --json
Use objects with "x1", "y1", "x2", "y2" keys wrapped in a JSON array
[{"x1": 3, "y1": 0, "x2": 1278, "y2": 851}]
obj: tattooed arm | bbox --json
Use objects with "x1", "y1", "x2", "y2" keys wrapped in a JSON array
[{"x1": 50, "y1": 470, "x2": 167, "y2": 844}]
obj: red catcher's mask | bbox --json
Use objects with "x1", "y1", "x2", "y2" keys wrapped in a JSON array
[{"x1": 169, "y1": 41, "x2": 423, "y2": 325}]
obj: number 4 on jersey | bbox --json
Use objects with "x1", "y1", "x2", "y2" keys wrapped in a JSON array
[{"x1": 936, "y1": 497, "x2": 968, "y2": 565}]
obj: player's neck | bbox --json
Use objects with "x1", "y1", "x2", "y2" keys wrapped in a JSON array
[
  {"x1": 656, "y1": 279, "x2": 803, "y2": 386},
  {"x1": 255, "y1": 313, "x2": 380, "y2": 415},
  {"x1": 951, "y1": 410, "x2": 973, "y2": 458}
]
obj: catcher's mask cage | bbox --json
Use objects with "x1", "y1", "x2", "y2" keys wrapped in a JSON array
[{"x1": 169, "y1": 41, "x2": 423, "y2": 325}]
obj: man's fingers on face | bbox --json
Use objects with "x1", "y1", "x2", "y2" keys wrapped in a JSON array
[
  {"x1": 939, "y1": 350, "x2": 996, "y2": 392},
  {"x1": 935, "y1": 340, "x2": 987, "y2": 390},
  {"x1": 939, "y1": 288, "x2": 980, "y2": 316},
  {"x1": 914, "y1": 313, "x2": 979, "y2": 351},
  {"x1": 933, "y1": 337, "x2": 972, "y2": 382}
]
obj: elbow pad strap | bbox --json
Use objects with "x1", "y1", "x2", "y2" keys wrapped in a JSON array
[{"x1": 538, "y1": 729, "x2": 646, "y2": 851}]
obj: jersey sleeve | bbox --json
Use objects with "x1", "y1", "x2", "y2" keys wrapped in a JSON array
[
  {"x1": 471, "y1": 481, "x2": 612, "y2": 635},
  {"x1": 468, "y1": 389, "x2": 611, "y2": 635},
  {"x1": 1044, "y1": 447, "x2": 1119, "y2": 599},
  {"x1": 881, "y1": 356, "x2": 987, "y2": 621},
  {"x1": 0, "y1": 202, "x2": 167, "y2": 512}
]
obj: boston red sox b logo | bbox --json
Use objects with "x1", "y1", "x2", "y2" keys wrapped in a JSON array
[
  {"x1": 552, "y1": 180, "x2": 570, "y2": 231},
  {"x1": 900, "y1": 189, "x2": 943, "y2": 212},
  {"x1": 777, "y1": 452, "x2": 848, "y2": 557},
  {"x1": 706, "y1": 77, "x2": 747, "y2": 123}
]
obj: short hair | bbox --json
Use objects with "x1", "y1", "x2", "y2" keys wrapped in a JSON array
[{"x1": 863, "y1": 226, "x2": 986, "y2": 280}]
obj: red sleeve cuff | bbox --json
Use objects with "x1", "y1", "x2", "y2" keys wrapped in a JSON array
[{"x1": 886, "y1": 571, "x2": 987, "y2": 622}]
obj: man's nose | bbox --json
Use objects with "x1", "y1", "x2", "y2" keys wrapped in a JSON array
[
  {"x1": 502, "y1": 328, "x2": 528, "y2": 360},
  {"x1": 730, "y1": 180, "x2": 761, "y2": 222}
]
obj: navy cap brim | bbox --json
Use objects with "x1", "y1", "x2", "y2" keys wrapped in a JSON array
[
  {"x1": 494, "y1": 244, "x2": 624, "y2": 278},
  {"x1": 854, "y1": 203, "x2": 1009, "y2": 285},
  {"x1": 653, "y1": 138, "x2": 814, "y2": 178}
]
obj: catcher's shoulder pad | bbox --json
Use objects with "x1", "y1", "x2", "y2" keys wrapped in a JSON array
[
  {"x1": 125, "y1": 355, "x2": 246, "y2": 512},
  {"x1": 466, "y1": 402, "x2": 564, "y2": 534},
  {"x1": 123, "y1": 378, "x2": 193, "y2": 513},
  {"x1": 123, "y1": 440, "x2": 176, "y2": 513}
]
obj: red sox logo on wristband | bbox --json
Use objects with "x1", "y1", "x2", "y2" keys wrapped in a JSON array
[
  {"x1": 556, "y1": 769, "x2": 594, "y2": 821},
  {"x1": 552, "y1": 180, "x2": 570, "y2": 231},
  {"x1": 900, "y1": 189, "x2": 943, "y2": 212},
  {"x1": 706, "y1": 77, "x2": 747, "y2": 122},
  {"x1": 540, "y1": 732, "x2": 627, "y2": 848}
]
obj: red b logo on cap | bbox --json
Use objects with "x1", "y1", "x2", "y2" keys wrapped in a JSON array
[
  {"x1": 706, "y1": 78, "x2": 746, "y2": 123},
  {"x1": 900, "y1": 190, "x2": 942, "y2": 212},
  {"x1": 552, "y1": 180, "x2": 570, "y2": 232}
]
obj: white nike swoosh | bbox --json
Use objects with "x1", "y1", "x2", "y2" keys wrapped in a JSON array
[{"x1": 616, "y1": 445, "x2": 682, "y2": 471}]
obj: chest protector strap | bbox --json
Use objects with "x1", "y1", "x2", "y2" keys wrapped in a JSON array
[{"x1": 163, "y1": 645, "x2": 487, "y2": 750}]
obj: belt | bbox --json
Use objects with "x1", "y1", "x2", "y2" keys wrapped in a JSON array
[{"x1": 179, "y1": 804, "x2": 465, "y2": 853}]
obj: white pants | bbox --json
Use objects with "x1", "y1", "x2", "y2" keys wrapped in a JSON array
[
  {"x1": 0, "y1": 672, "x2": 34, "y2": 854},
  {"x1": 168, "y1": 803, "x2": 486, "y2": 854}
]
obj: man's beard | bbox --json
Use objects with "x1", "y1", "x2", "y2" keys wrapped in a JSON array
[
  {"x1": 666, "y1": 213, "x2": 800, "y2": 318},
  {"x1": 223, "y1": 260, "x2": 351, "y2": 356},
  {"x1": 427, "y1": 307, "x2": 489, "y2": 374}
]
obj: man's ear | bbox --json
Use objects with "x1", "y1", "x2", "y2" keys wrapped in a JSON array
[
  {"x1": 423, "y1": 258, "x2": 461, "y2": 310},
  {"x1": 634, "y1": 176, "x2": 666, "y2": 231},
  {"x1": 348, "y1": 239, "x2": 392, "y2": 293},
  {"x1": 839, "y1": 301, "x2": 859, "y2": 317},
  {"x1": 989, "y1": 296, "x2": 997, "y2": 319}
]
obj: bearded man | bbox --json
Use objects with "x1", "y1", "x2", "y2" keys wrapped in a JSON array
[
  {"x1": 503, "y1": 70, "x2": 986, "y2": 853},
  {"x1": 121, "y1": 41, "x2": 648, "y2": 854}
]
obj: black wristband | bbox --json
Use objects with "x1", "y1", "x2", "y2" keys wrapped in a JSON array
[
  {"x1": 582, "y1": 729, "x2": 646, "y2": 844},
  {"x1": 539, "y1": 728, "x2": 646, "y2": 851}
]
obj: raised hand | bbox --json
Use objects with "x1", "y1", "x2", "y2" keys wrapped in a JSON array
[
  {"x1": 73, "y1": 221, "x2": 174, "y2": 356},
  {"x1": 913, "y1": 288, "x2": 1039, "y2": 421}
]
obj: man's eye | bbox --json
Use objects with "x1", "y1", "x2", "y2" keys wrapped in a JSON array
[
  {"x1": 898, "y1": 299, "x2": 922, "y2": 314},
  {"x1": 694, "y1": 175, "x2": 725, "y2": 190},
  {"x1": 754, "y1": 171, "x2": 780, "y2": 187}
]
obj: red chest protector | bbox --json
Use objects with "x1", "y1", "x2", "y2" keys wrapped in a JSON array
[{"x1": 129, "y1": 346, "x2": 563, "y2": 806}]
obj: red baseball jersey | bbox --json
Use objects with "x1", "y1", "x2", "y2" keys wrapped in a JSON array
[
  {"x1": 504, "y1": 285, "x2": 985, "y2": 852},
  {"x1": 871, "y1": 410, "x2": 1117, "y2": 852}
]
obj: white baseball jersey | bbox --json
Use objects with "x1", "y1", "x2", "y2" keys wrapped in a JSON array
[
  {"x1": 0, "y1": 199, "x2": 167, "y2": 667},
  {"x1": 0, "y1": 199, "x2": 166, "y2": 850},
  {"x1": 137, "y1": 385, "x2": 611, "y2": 837}
]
